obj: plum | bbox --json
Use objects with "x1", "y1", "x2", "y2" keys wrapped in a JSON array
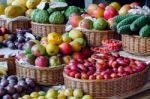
[
  {"x1": 6, "y1": 40, "x2": 12, "y2": 46},
  {"x1": 7, "y1": 34, "x2": 16, "y2": 41},
  {"x1": 18, "y1": 80, "x2": 28, "y2": 90},
  {"x1": 18, "y1": 36, "x2": 25, "y2": 43},
  {"x1": 0, "y1": 79, "x2": 9, "y2": 87},
  {"x1": 14, "y1": 84, "x2": 23, "y2": 93},
  {"x1": 2, "y1": 40, "x2": 7, "y2": 47},
  {"x1": 2, "y1": 95, "x2": 12, "y2": 99},
  {"x1": 8, "y1": 43, "x2": 16, "y2": 49},
  {"x1": 35, "y1": 36, "x2": 41, "y2": 41},
  {"x1": 7, "y1": 75, "x2": 17, "y2": 81},
  {"x1": 6, "y1": 85, "x2": 16, "y2": 94},
  {"x1": 25, "y1": 78, "x2": 35, "y2": 88},
  {"x1": 17, "y1": 43, "x2": 24, "y2": 50},
  {"x1": 0, "y1": 87, "x2": 6, "y2": 96},
  {"x1": 12, "y1": 93, "x2": 20, "y2": 99}
]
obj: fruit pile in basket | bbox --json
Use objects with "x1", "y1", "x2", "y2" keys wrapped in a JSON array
[
  {"x1": 0, "y1": 75, "x2": 38, "y2": 99},
  {"x1": 64, "y1": 52, "x2": 147, "y2": 80},
  {"x1": 67, "y1": 2, "x2": 140, "y2": 31},
  {"x1": 20, "y1": 88, "x2": 92, "y2": 99},
  {"x1": 31, "y1": 1, "x2": 84, "y2": 24},
  {"x1": 17, "y1": 29, "x2": 91, "y2": 67},
  {"x1": 0, "y1": 27, "x2": 9, "y2": 48},
  {"x1": 1, "y1": 29, "x2": 38, "y2": 50}
]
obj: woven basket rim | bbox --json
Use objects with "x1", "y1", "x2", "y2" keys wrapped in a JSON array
[
  {"x1": 79, "y1": 28, "x2": 113, "y2": 33},
  {"x1": 122, "y1": 34, "x2": 150, "y2": 39},
  {"x1": 31, "y1": 21, "x2": 65, "y2": 26},
  {"x1": 63, "y1": 66, "x2": 148, "y2": 83},
  {"x1": 0, "y1": 18, "x2": 31, "y2": 21},
  {"x1": 16, "y1": 62, "x2": 64, "y2": 70}
]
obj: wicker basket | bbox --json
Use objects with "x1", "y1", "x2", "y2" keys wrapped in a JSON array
[
  {"x1": 0, "y1": 56, "x2": 16, "y2": 75},
  {"x1": 0, "y1": 18, "x2": 31, "y2": 33},
  {"x1": 31, "y1": 22, "x2": 65, "y2": 37},
  {"x1": 79, "y1": 29, "x2": 120, "y2": 47},
  {"x1": 63, "y1": 67, "x2": 148, "y2": 99},
  {"x1": 122, "y1": 34, "x2": 150, "y2": 56},
  {"x1": 16, "y1": 62, "x2": 64, "y2": 86}
]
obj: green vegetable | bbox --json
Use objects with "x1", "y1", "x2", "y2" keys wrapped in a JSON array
[
  {"x1": 139, "y1": 25, "x2": 150, "y2": 37},
  {"x1": 47, "y1": 7, "x2": 55, "y2": 14},
  {"x1": 34, "y1": 10, "x2": 49, "y2": 23},
  {"x1": 31, "y1": 9, "x2": 40, "y2": 22},
  {"x1": 117, "y1": 15, "x2": 140, "y2": 29},
  {"x1": 113, "y1": 15, "x2": 131, "y2": 23},
  {"x1": 37, "y1": 2, "x2": 49, "y2": 10},
  {"x1": 130, "y1": 16, "x2": 150, "y2": 31},
  {"x1": 49, "y1": 11, "x2": 65, "y2": 24},
  {"x1": 118, "y1": 25, "x2": 132, "y2": 34},
  {"x1": 65, "y1": 6, "x2": 80, "y2": 19}
]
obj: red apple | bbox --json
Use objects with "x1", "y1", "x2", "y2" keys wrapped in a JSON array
[
  {"x1": 79, "y1": 19, "x2": 93, "y2": 29},
  {"x1": 1, "y1": 27, "x2": 9, "y2": 34},
  {"x1": 31, "y1": 44, "x2": 46, "y2": 57},
  {"x1": 104, "y1": 6, "x2": 118, "y2": 20},
  {"x1": 64, "y1": 68, "x2": 72, "y2": 75},
  {"x1": 77, "y1": 64, "x2": 87, "y2": 72},
  {"x1": 87, "y1": 4, "x2": 98, "y2": 15},
  {"x1": 75, "y1": 73, "x2": 81, "y2": 79},
  {"x1": 89, "y1": 75, "x2": 96, "y2": 80},
  {"x1": 96, "y1": 75, "x2": 103, "y2": 80},
  {"x1": 69, "y1": 13, "x2": 82, "y2": 27},
  {"x1": 59, "y1": 43, "x2": 72, "y2": 55},
  {"x1": 118, "y1": 66, "x2": 124, "y2": 73},
  {"x1": 103, "y1": 74, "x2": 110, "y2": 80},
  {"x1": 81, "y1": 73, "x2": 89, "y2": 79},
  {"x1": 73, "y1": 52, "x2": 84, "y2": 61},
  {"x1": 35, "y1": 56, "x2": 48, "y2": 67},
  {"x1": 124, "y1": 66, "x2": 133, "y2": 74},
  {"x1": 81, "y1": 48, "x2": 91, "y2": 59},
  {"x1": 130, "y1": 2, "x2": 140, "y2": 8},
  {"x1": 70, "y1": 65, "x2": 78, "y2": 71},
  {"x1": 119, "y1": 4, "x2": 131, "y2": 15},
  {"x1": 98, "y1": 3, "x2": 106, "y2": 9},
  {"x1": 110, "y1": 73, "x2": 118, "y2": 78},
  {"x1": 69, "y1": 71, "x2": 77, "y2": 77}
]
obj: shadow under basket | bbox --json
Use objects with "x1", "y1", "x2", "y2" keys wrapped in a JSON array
[
  {"x1": 16, "y1": 62, "x2": 64, "y2": 86},
  {"x1": 31, "y1": 22, "x2": 65, "y2": 37},
  {"x1": 0, "y1": 18, "x2": 31, "y2": 33},
  {"x1": 79, "y1": 29, "x2": 120, "y2": 47},
  {"x1": 63, "y1": 67, "x2": 148, "y2": 99},
  {"x1": 122, "y1": 34, "x2": 150, "y2": 56},
  {"x1": 0, "y1": 56, "x2": 16, "y2": 75}
]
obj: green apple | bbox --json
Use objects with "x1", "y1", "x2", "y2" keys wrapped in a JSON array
[
  {"x1": 74, "y1": 38, "x2": 86, "y2": 48},
  {"x1": 73, "y1": 89, "x2": 83, "y2": 98},
  {"x1": 62, "y1": 32, "x2": 72, "y2": 43},
  {"x1": 38, "y1": 96, "x2": 46, "y2": 99},
  {"x1": 30, "y1": 92, "x2": 39, "y2": 98},
  {"x1": 39, "y1": 91, "x2": 46, "y2": 96},
  {"x1": 69, "y1": 29, "x2": 83, "y2": 40},
  {"x1": 49, "y1": 55, "x2": 62, "y2": 67},
  {"x1": 22, "y1": 95, "x2": 32, "y2": 99},
  {"x1": 63, "y1": 55, "x2": 72, "y2": 64},
  {"x1": 46, "y1": 44, "x2": 59, "y2": 56},
  {"x1": 82, "y1": 95, "x2": 92, "y2": 99},
  {"x1": 46, "y1": 89, "x2": 58, "y2": 98},
  {"x1": 64, "y1": 88, "x2": 73, "y2": 97}
]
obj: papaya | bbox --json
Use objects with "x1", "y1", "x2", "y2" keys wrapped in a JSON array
[
  {"x1": 139, "y1": 25, "x2": 150, "y2": 37},
  {"x1": 113, "y1": 14, "x2": 130, "y2": 23},
  {"x1": 118, "y1": 24, "x2": 132, "y2": 34}
]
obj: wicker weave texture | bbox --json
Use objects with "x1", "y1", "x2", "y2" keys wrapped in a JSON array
[
  {"x1": 79, "y1": 29, "x2": 120, "y2": 47},
  {"x1": 31, "y1": 22, "x2": 65, "y2": 37},
  {"x1": 63, "y1": 67, "x2": 148, "y2": 99},
  {"x1": 0, "y1": 18, "x2": 31, "y2": 33},
  {"x1": 122, "y1": 34, "x2": 150, "y2": 56},
  {"x1": 16, "y1": 63, "x2": 64, "y2": 86}
]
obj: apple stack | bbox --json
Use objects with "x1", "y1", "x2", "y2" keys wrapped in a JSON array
[
  {"x1": 63, "y1": 52, "x2": 148, "y2": 98},
  {"x1": 16, "y1": 29, "x2": 91, "y2": 86},
  {"x1": 67, "y1": 2, "x2": 123, "y2": 46}
]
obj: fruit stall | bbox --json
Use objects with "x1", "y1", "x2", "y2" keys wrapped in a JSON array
[{"x1": 0, "y1": 0, "x2": 150, "y2": 99}]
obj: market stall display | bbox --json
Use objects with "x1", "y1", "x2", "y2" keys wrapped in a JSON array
[
  {"x1": 31, "y1": 1, "x2": 85, "y2": 36},
  {"x1": 0, "y1": 1, "x2": 149, "y2": 99}
]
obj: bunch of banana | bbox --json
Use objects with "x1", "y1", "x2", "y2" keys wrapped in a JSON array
[{"x1": 0, "y1": 62, "x2": 8, "y2": 76}]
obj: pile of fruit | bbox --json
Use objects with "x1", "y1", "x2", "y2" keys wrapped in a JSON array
[
  {"x1": 20, "y1": 88, "x2": 92, "y2": 99},
  {"x1": 0, "y1": 75, "x2": 38, "y2": 99},
  {"x1": 68, "y1": 2, "x2": 140, "y2": 31},
  {"x1": 64, "y1": 52, "x2": 146, "y2": 80},
  {"x1": 1, "y1": 29, "x2": 36, "y2": 50},
  {"x1": 113, "y1": 14, "x2": 150, "y2": 37},
  {"x1": 31, "y1": 1, "x2": 84, "y2": 24},
  {"x1": 17, "y1": 29, "x2": 91, "y2": 67}
]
